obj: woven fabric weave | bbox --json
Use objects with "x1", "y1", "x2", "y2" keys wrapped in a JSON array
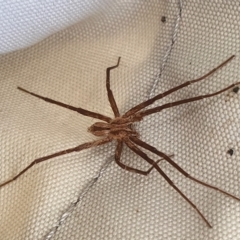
[{"x1": 1, "y1": 1, "x2": 240, "y2": 239}]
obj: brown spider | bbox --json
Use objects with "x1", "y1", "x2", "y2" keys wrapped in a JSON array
[{"x1": 1, "y1": 55, "x2": 240, "y2": 228}]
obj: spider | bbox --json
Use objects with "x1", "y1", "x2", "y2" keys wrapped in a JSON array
[{"x1": 1, "y1": 55, "x2": 240, "y2": 228}]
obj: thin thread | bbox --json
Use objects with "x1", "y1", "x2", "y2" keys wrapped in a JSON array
[
  {"x1": 43, "y1": 157, "x2": 114, "y2": 240},
  {"x1": 43, "y1": 1, "x2": 183, "y2": 239},
  {"x1": 149, "y1": 0, "x2": 183, "y2": 98}
]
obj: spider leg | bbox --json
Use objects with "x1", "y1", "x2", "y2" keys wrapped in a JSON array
[
  {"x1": 131, "y1": 136, "x2": 240, "y2": 201},
  {"x1": 144, "y1": 154, "x2": 174, "y2": 174},
  {"x1": 17, "y1": 87, "x2": 112, "y2": 123},
  {"x1": 124, "y1": 137, "x2": 212, "y2": 228},
  {"x1": 137, "y1": 81, "x2": 240, "y2": 118},
  {"x1": 0, "y1": 138, "x2": 111, "y2": 188},
  {"x1": 115, "y1": 140, "x2": 166, "y2": 175},
  {"x1": 106, "y1": 57, "x2": 121, "y2": 117},
  {"x1": 123, "y1": 55, "x2": 235, "y2": 117}
]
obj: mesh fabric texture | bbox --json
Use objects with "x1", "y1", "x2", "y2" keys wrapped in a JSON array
[{"x1": 1, "y1": 1, "x2": 240, "y2": 239}]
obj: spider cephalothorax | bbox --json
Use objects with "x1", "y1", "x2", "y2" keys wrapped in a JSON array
[
  {"x1": 88, "y1": 120, "x2": 139, "y2": 140},
  {"x1": 1, "y1": 56, "x2": 240, "y2": 228}
]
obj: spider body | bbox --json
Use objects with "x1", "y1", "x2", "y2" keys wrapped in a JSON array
[
  {"x1": 1, "y1": 55, "x2": 240, "y2": 228},
  {"x1": 88, "y1": 120, "x2": 138, "y2": 140}
]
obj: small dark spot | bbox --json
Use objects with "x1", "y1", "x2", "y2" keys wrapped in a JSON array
[
  {"x1": 227, "y1": 149, "x2": 234, "y2": 156},
  {"x1": 232, "y1": 86, "x2": 239, "y2": 93},
  {"x1": 161, "y1": 16, "x2": 166, "y2": 23}
]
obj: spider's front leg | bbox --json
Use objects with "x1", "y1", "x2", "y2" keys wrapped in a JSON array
[
  {"x1": 17, "y1": 87, "x2": 111, "y2": 122},
  {"x1": 106, "y1": 57, "x2": 121, "y2": 117},
  {"x1": 123, "y1": 55, "x2": 235, "y2": 117},
  {"x1": 138, "y1": 80, "x2": 240, "y2": 118}
]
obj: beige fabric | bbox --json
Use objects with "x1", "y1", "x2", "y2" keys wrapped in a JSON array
[{"x1": 1, "y1": 1, "x2": 240, "y2": 239}]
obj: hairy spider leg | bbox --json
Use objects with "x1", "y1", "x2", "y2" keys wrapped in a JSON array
[
  {"x1": 0, "y1": 138, "x2": 111, "y2": 188},
  {"x1": 107, "y1": 58, "x2": 173, "y2": 174},
  {"x1": 124, "y1": 137, "x2": 212, "y2": 228},
  {"x1": 115, "y1": 140, "x2": 174, "y2": 175},
  {"x1": 106, "y1": 57, "x2": 121, "y2": 117},
  {"x1": 123, "y1": 55, "x2": 235, "y2": 118},
  {"x1": 17, "y1": 87, "x2": 112, "y2": 123},
  {"x1": 137, "y1": 81, "x2": 240, "y2": 118},
  {"x1": 131, "y1": 136, "x2": 240, "y2": 201},
  {"x1": 118, "y1": 56, "x2": 240, "y2": 227},
  {"x1": 3, "y1": 56, "x2": 239, "y2": 229},
  {"x1": 1, "y1": 58, "x2": 125, "y2": 188},
  {"x1": 115, "y1": 140, "x2": 166, "y2": 175}
]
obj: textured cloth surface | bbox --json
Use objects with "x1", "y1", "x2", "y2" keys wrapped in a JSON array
[
  {"x1": 0, "y1": 0, "x2": 112, "y2": 54},
  {"x1": 1, "y1": 1, "x2": 240, "y2": 240}
]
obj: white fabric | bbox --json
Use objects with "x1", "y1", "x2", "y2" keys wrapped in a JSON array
[
  {"x1": 1, "y1": 1, "x2": 240, "y2": 240},
  {"x1": 0, "y1": 0, "x2": 113, "y2": 54}
]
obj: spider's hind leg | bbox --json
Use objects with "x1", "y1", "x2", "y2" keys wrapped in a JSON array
[
  {"x1": 124, "y1": 137, "x2": 212, "y2": 228},
  {"x1": 115, "y1": 141, "x2": 152, "y2": 175},
  {"x1": 115, "y1": 140, "x2": 172, "y2": 175},
  {"x1": 131, "y1": 136, "x2": 240, "y2": 202}
]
